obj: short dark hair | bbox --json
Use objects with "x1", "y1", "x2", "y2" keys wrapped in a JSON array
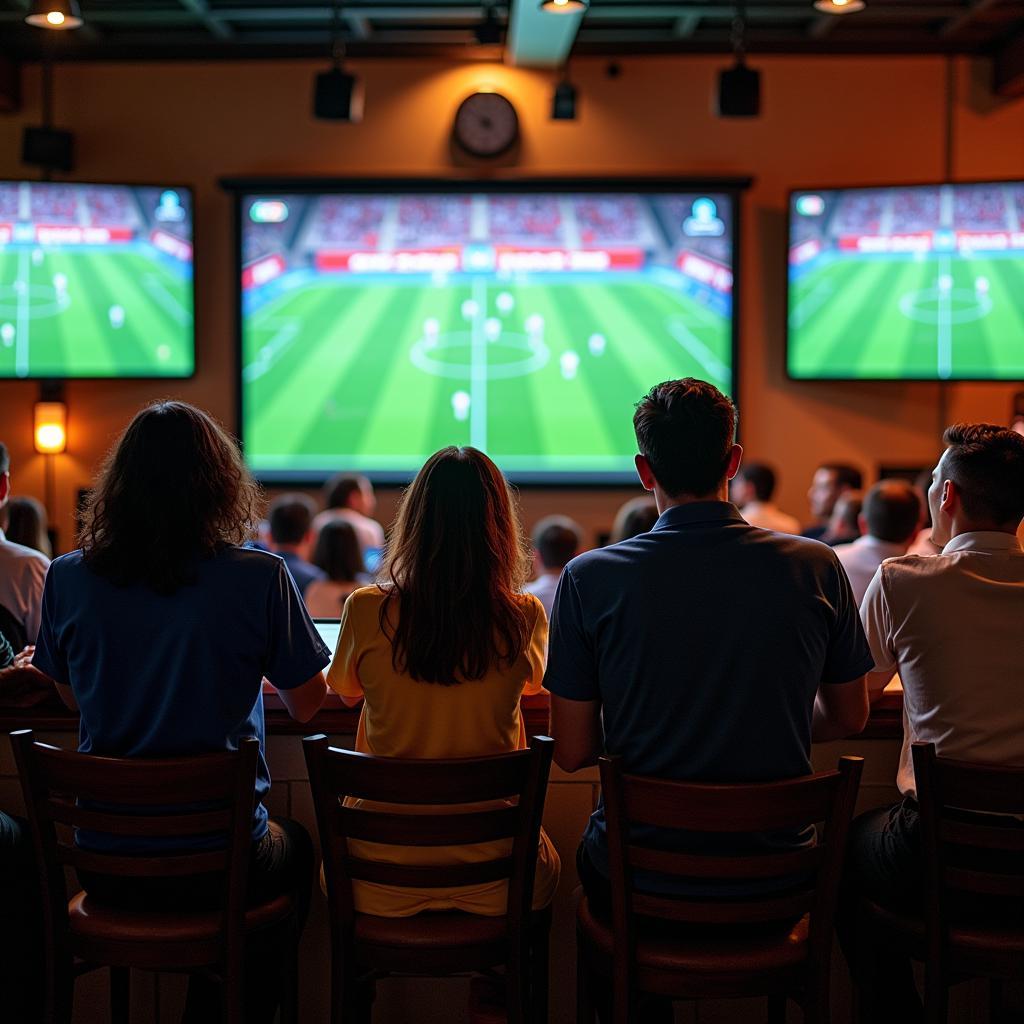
[
  {"x1": 941, "y1": 423, "x2": 1024, "y2": 526},
  {"x1": 311, "y1": 518, "x2": 365, "y2": 582},
  {"x1": 633, "y1": 379, "x2": 737, "y2": 498},
  {"x1": 863, "y1": 480, "x2": 921, "y2": 544},
  {"x1": 268, "y1": 493, "x2": 316, "y2": 545},
  {"x1": 736, "y1": 462, "x2": 776, "y2": 502},
  {"x1": 532, "y1": 515, "x2": 582, "y2": 570},
  {"x1": 820, "y1": 463, "x2": 863, "y2": 492},
  {"x1": 323, "y1": 473, "x2": 368, "y2": 511},
  {"x1": 0, "y1": 442, "x2": 9, "y2": 476}
]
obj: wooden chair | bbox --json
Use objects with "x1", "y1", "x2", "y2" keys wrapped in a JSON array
[
  {"x1": 11, "y1": 729, "x2": 298, "y2": 1024},
  {"x1": 577, "y1": 755, "x2": 864, "y2": 1024},
  {"x1": 859, "y1": 742, "x2": 1024, "y2": 1024},
  {"x1": 303, "y1": 733, "x2": 555, "y2": 1024}
]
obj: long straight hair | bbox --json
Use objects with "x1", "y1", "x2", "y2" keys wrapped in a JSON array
[{"x1": 380, "y1": 447, "x2": 531, "y2": 685}]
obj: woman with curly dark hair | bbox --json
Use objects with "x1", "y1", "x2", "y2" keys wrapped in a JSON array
[
  {"x1": 326, "y1": 446, "x2": 560, "y2": 917},
  {"x1": 31, "y1": 400, "x2": 329, "y2": 1023}
]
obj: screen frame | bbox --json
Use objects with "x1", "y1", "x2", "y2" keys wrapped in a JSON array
[
  {"x1": 224, "y1": 175, "x2": 750, "y2": 487},
  {"x1": 0, "y1": 177, "x2": 197, "y2": 382},
  {"x1": 785, "y1": 177, "x2": 1024, "y2": 384}
]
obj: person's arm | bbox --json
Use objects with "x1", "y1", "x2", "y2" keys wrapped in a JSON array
[
  {"x1": 812, "y1": 675, "x2": 869, "y2": 741},
  {"x1": 551, "y1": 695, "x2": 602, "y2": 772},
  {"x1": 274, "y1": 671, "x2": 327, "y2": 722},
  {"x1": 325, "y1": 592, "x2": 365, "y2": 708},
  {"x1": 866, "y1": 669, "x2": 895, "y2": 704},
  {"x1": 859, "y1": 566, "x2": 900, "y2": 707},
  {"x1": 30, "y1": 567, "x2": 77, "y2": 709}
]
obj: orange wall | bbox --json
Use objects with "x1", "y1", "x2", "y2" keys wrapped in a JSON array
[{"x1": 0, "y1": 55, "x2": 1022, "y2": 548}]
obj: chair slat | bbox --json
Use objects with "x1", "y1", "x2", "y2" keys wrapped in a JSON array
[
  {"x1": 48, "y1": 798, "x2": 232, "y2": 838},
  {"x1": 932, "y1": 759, "x2": 1024, "y2": 817},
  {"x1": 336, "y1": 805, "x2": 519, "y2": 846},
  {"x1": 622, "y1": 771, "x2": 840, "y2": 832},
  {"x1": 344, "y1": 855, "x2": 513, "y2": 888},
  {"x1": 942, "y1": 866, "x2": 1024, "y2": 898},
  {"x1": 941, "y1": 817, "x2": 1024, "y2": 852},
  {"x1": 631, "y1": 890, "x2": 815, "y2": 925},
  {"x1": 57, "y1": 842, "x2": 228, "y2": 877},
  {"x1": 627, "y1": 842, "x2": 825, "y2": 880}
]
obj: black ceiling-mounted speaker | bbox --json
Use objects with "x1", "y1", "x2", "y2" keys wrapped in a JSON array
[
  {"x1": 22, "y1": 125, "x2": 74, "y2": 172},
  {"x1": 314, "y1": 67, "x2": 358, "y2": 121},
  {"x1": 717, "y1": 62, "x2": 760, "y2": 118}
]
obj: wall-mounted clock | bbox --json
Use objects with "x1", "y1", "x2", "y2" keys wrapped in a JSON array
[{"x1": 452, "y1": 92, "x2": 520, "y2": 159}]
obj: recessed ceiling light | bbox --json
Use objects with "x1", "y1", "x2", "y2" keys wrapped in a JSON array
[
  {"x1": 539, "y1": 0, "x2": 588, "y2": 13},
  {"x1": 813, "y1": 0, "x2": 866, "y2": 14}
]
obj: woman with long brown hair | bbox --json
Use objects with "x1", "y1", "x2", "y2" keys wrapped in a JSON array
[{"x1": 327, "y1": 446, "x2": 560, "y2": 916}]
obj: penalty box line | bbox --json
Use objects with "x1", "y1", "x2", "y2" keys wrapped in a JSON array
[{"x1": 469, "y1": 276, "x2": 488, "y2": 452}]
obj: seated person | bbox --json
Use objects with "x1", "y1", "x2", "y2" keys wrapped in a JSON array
[
  {"x1": 31, "y1": 401, "x2": 330, "y2": 1024},
  {"x1": 833, "y1": 479, "x2": 921, "y2": 605},
  {"x1": 327, "y1": 446, "x2": 560, "y2": 918},
  {"x1": 730, "y1": 461, "x2": 801, "y2": 534},
  {"x1": 803, "y1": 462, "x2": 863, "y2": 541},
  {"x1": 2, "y1": 495, "x2": 52, "y2": 558},
  {"x1": 824, "y1": 490, "x2": 863, "y2": 547},
  {"x1": 844, "y1": 423, "x2": 1024, "y2": 1022},
  {"x1": 609, "y1": 495, "x2": 659, "y2": 543},
  {"x1": 267, "y1": 493, "x2": 327, "y2": 597},
  {"x1": 313, "y1": 472, "x2": 385, "y2": 558},
  {"x1": 305, "y1": 519, "x2": 367, "y2": 618},
  {"x1": 525, "y1": 515, "x2": 583, "y2": 619}
]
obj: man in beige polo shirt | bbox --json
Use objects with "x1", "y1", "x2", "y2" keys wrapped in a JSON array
[{"x1": 842, "y1": 423, "x2": 1024, "y2": 1020}]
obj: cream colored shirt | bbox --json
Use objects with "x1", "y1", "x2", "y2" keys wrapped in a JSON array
[
  {"x1": 740, "y1": 501, "x2": 802, "y2": 536},
  {"x1": 860, "y1": 531, "x2": 1024, "y2": 797},
  {"x1": 0, "y1": 527, "x2": 50, "y2": 643}
]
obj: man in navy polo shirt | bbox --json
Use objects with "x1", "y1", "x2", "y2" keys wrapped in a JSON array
[{"x1": 547, "y1": 379, "x2": 872, "y2": 921}]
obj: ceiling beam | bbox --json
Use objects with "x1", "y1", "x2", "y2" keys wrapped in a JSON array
[
  {"x1": 993, "y1": 29, "x2": 1024, "y2": 97},
  {"x1": 673, "y1": 14, "x2": 701, "y2": 38},
  {"x1": 177, "y1": 0, "x2": 233, "y2": 40},
  {"x1": 506, "y1": 0, "x2": 585, "y2": 68},
  {"x1": 808, "y1": 16, "x2": 839, "y2": 40}
]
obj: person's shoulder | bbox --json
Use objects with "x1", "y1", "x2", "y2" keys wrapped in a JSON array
[
  {"x1": 877, "y1": 551, "x2": 947, "y2": 585},
  {"x1": 47, "y1": 549, "x2": 82, "y2": 574},
  {"x1": 347, "y1": 584, "x2": 387, "y2": 612},
  {"x1": 516, "y1": 590, "x2": 546, "y2": 620},
  {"x1": 0, "y1": 536, "x2": 51, "y2": 572}
]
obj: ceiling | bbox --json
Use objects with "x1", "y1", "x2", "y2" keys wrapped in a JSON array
[{"x1": 0, "y1": 0, "x2": 1022, "y2": 73}]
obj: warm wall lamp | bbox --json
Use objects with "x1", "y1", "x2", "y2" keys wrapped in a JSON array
[
  {"x1": 34, "y1": 398, "x2": 67, "y2": 455},
  {"x1": 25, "y1": 1, "x2": 84, "y2": 30}
]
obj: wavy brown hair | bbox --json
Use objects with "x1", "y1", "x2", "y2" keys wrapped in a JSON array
[
  {"x1": 380, "y1": 447, "x2": 532, "y2": 685},
  {"x1": 80, "y1": 401, "x2": 262, "y2": 593}
]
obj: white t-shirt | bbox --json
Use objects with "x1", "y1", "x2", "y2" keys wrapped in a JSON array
[
  {"x1": 740, "y1": 501, "x2": 802, "y2": 536},
  {"x1": 0, "y1": 527, "x2": 50, "y2": 644},
  {"x1": 523, "y1": 572, "x2": 559, "y2": 620},
  {"x1": 312, "y1": 508, "x2": 385, "y2": 554},
  {"x1": 860, "y1": 531, "x2": 1024, "y2": 798},
  {"x1": 833, "y1": 535, "x2": 908, "y2": 607}
]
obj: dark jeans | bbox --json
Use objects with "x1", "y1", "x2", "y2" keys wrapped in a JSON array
[
  {"x1": 1, "y1": 810, "x2": 44, "y2": 1022},
  {"x1": 78, "y1": 817, "x2": 314, "y2": 1024}
]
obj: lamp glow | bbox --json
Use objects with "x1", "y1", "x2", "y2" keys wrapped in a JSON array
[
  {"x1": 34, "y1": 402, "x2": 67, "y2": 454},
  {"x1": 47, "y1": 11, "x2": 64, "y2": 24},
  {"x1": 539, "y1": 0, "x2": 587, "y2": 12},
  {"x1": 26, "y1": 1, "x2": 83, "y2": 30},
  {"x1": 812, "y1": 0, "x2": 865, "y2": 12}
]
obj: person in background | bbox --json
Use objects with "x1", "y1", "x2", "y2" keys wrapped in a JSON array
[
  {"x1": 843, "y1": 424, "x2": 1024, "y2": 1021},
  {"x1": 3, "y1": 495, "x2": 52, "y2": 558},
  {"x1": 0, "y1": 442, "x2": 50, "y2": 649},
  {"x1": 547, "y1": 379, "x2": 871, "y2": 1022},
  {"x1": 313, "y1": 473, "x2": 385, "y2": 561},
  {"x1": 906, "y1": 466, "x2": 942, "y2": 557},
  {"x1": 305, "y1": 519, "x2": 367, "y2": 618},
  {"x1": 833, "y1": 480, "x2": 921, "y2": 605},
  {"x1": 730, "y1": 461, "x2": 801, "y2": 534},
  {"x1": 30, "y1": 401, "x2": 329, "y2": 1024},
  {"x1": 804, "y1": 462, "x2": 863, "y2": 541},
  {"x1": 525, "y1": 515, "x2": 583, "y2": 619},
  {"x1": 267, "y1": 493, "x2": 327, "y2": 598},
  {"x1": 609, "y1": 494, "x2": 659, "y2": 543},
  {"x1": 326, "y1": 446, "x2": 560, "y2": 919},
  {"x1": 823, "y1": 489, "x2": 864, "y2": 547}
]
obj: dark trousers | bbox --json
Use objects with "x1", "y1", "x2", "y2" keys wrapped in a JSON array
[
  {"x1": 79, "y1": 817, "x2": 314, "y2": 1024},
  {"x1": 1, "y1": 810, "x2": 44, "y2": 1022},
  {"x1": 838, "y1": 799, "x2": 924, "y2": 1024}
]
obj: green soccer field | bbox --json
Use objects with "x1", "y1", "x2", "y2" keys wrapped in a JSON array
[
  {"x1": 0, "y1": 247, "x2": 193, "y2": 378},
  {"x1": 788, "y1": 253, "x2": 1024, "y2": 380},
  {"x1": 242, "y1": 274, "x2": 732, "y2": 477}
]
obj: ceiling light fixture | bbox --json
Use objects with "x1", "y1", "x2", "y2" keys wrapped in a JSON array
[
  {"x1": 25, "y1": 1, "x2": 83, "y2": 30},
  {"x1": 539, "y1": 0, "x2": 588, "y2": 13},
  {"x1": 813, "y1": 0, "x2": 866, "y2": 14}
]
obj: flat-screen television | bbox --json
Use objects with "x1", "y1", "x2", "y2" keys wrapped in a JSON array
[
  {"x1": 787, "y1": 180, "x2": 1024, "y2": 381},
  {"x1": 234, "y1": 181, "x2": 740, "y2": 483},
  {"x1": 0, "y1": 180, "x2": 194, "y2": 379}
]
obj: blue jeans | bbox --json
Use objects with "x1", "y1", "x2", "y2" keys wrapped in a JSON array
[{"x1": 1, "y1": 810, "x2": 43, "y2": 1022}]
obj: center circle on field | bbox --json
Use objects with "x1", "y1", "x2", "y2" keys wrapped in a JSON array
[
  {"x1": 0, "y1": 284, "x2": 72, "y2": 320},
  {"x1": 410, "y1": 330, "x2": 551, "y2": 380},
  {"x1": 898, "y1": 287, "x2": 993, "y2": 326}
]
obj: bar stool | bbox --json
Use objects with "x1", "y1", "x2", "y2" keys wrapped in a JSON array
[
  {"x1": 12, "y1": 730, "x2": 299, "y2": 1024},
  {"x1": 303, "y1": 733, "x2": 555, "y2": 1024},
  {"x1": 577, "y1": 755, "x2": 863, "y2": 1024}
]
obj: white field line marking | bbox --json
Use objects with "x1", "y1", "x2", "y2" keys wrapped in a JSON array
[
  {"x1": 143, "y1": 274, "x2": 193, "y2": 325},
  {"x1": 937, "y1": 255, "x2": 952, "y2": 380},
  {"x1": 470, "y1": 276, "x2": 488, "y2": 451},
  {"x1": 243, "y1": 321, "x2": 300, "y2": 382},
  {"x1": 16, "y1": 249, "x2": 29, "y2": 378},
  {"x1": 667, "y1": 319, "x2": 730, "y2": 383},
  {"x1": 789, "y1": 278, "x2": 835, "y2": 329}
]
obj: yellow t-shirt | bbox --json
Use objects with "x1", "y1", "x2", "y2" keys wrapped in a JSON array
[{"x1": 325, "y1": 586, "x2": 561, "y2": 917}]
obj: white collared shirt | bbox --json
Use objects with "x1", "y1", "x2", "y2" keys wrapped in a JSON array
[
  {"x1": 0, "y1": 526, "x2": 50, "y2": 644},
  {"x1": 740, "y1": 501, "x2": 802, "y2": 536},
  {"x1": 833, "y1": 535, "x2": 909, "y2": 606},
  {"x1": 861, "y1": 531, "x2": 1024, "y2": 797}
]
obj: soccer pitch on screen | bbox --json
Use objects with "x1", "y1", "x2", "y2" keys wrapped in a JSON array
[
  {"x1": 239, "y1": 189, "x2": 736, "y2": 482},
  {"x1": 787, "y1": 182, "x2": 1024, "y2": 381},
  {"x1": 0, "y1": 181, "x2": 194, "y2": 379}
]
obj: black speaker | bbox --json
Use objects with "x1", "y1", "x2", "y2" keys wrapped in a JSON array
[
  {"x1": 314, "y1": 68, "x2": 357, "y2": 121},
  {"x1": 22, "y1": 125, "x2": 74, "y2": 172},
  {"x1": 717, "y1": 63, "x2": 761, "y2": 118},
  {"x1": 551, "y1": 81, "x2": 577, "y2": 121}
]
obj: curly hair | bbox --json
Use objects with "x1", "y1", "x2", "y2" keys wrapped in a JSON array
[{"x1": 80, "y1": 402, "x2": 262, "y2": 593}]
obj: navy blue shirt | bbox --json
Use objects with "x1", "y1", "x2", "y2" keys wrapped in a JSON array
[
  {"x1": 277, "y1": 550, "x2": 327, "y2": 597},
  {"x1": 32, "y1": 546, "x2": 331, "y2": 849},
  {"x1": 545, "y1": 502, "x2": 873, "y2": 889}
]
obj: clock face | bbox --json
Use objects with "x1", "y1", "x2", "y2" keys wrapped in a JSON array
[{"x1": 453, "y1": 92, "x2": 519, "y2": 158}]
